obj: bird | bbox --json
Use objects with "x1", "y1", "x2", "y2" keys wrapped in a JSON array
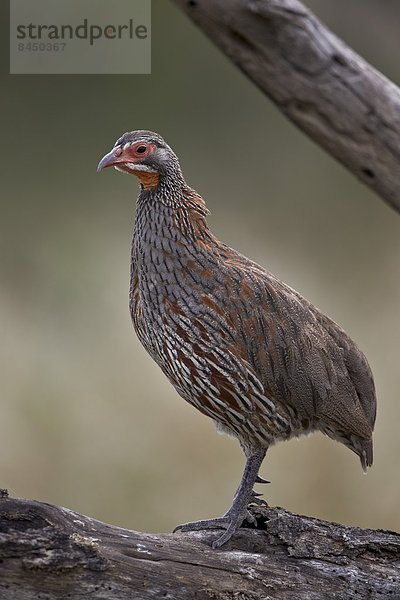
[{"x1": 97, "y1": 130, "x2": 377, "y2": 549}]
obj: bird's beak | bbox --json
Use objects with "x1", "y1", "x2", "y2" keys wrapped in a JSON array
[{"x1": 97, "y1": 147, "x2": 125, "y2": 172}]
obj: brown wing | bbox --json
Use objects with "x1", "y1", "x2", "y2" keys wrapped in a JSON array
[{"x1": 222, "y1": 252, "x2": 376, "y2": 443}]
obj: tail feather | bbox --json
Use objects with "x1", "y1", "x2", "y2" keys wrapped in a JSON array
[{"x1": 360, "y1": 438, "x2": 373, "y2": 473}]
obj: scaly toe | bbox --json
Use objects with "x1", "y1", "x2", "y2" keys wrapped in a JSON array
[
  {"x1": 211, "y1": 509, "x2": 257, "y2": 548},
  {"x1": 173, "y1": 516, "x2": 229, "y2": 534},
  {"x1": 243, "y1": 509, "x2": 257, "y2": 525},
  {"x1": 174, "y1": 509, "x2": 259, "y2": 545},
  {"x1": 211, "y1": 516, "x2": 244, "y2": 548}
]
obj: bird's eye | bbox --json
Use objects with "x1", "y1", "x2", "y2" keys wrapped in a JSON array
[{"x1": 129, "y1": 142, "x2": 155, "y2": 159}]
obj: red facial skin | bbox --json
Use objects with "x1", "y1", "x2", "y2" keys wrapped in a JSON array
[{"x1": 97, "y1": 142, "x2": 157, "y2": 173}]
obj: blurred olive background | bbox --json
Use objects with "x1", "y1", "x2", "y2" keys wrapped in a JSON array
[{"x1": 1, "y1": 1, "x2": 399, "y2": 535}]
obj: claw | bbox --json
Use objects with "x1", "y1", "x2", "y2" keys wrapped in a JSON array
[
  {"x1": 249, "y1": 496, "x2": 268, "y2": 507},
  {"x1": 255, "y1": 475, "x2": 270, "y2": 484},
  {"x1": 251, "y1": 490, "x2": 263, "y2": 498}
]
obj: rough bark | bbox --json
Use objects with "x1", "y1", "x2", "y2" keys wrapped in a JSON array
[
  {"x1": 174, "y1": 0, "x2": 400, "y2": 214},
  {"x1": 1, "y1": 492, "x2": 399, "y2": 599}
]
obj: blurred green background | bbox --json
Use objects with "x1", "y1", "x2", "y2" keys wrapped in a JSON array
[{"x1": 1, "y1": 1, "x2": 399, "y2": 535}]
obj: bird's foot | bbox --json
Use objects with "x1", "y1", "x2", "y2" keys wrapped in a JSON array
[
  {"x1": 174, "y1": 450, "x2": 268, "y2": 548},
  {"x1": 173, "y1": 508, "x2": 257, "y2": 549}
]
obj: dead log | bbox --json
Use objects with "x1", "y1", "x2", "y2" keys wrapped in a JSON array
[{"x1": 0, "y1": 492, "x2": 399, "y2": 599}]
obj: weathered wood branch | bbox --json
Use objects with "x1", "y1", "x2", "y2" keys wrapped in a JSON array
[
  {"x1": 174, "y1": 0, "x2": 400, "y2": 214},
  {"x1": 1, "y1": 493, "x2": 399, "y2": 599}
]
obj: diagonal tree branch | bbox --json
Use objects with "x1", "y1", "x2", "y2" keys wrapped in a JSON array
[
  {"x1": 1, "y1": 494, "x2": 400, "y2": 599},
  {"x1": 174, "y1": 0, "x2": 400, "y2": 213}
]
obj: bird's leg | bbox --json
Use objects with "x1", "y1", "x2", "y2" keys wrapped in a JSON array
[{"x1": 173, "y1": 447, "x2": 267, "y2": 548}]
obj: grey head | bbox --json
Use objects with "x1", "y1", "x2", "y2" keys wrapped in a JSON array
[{"x1": 97, "y1": 130, "x2": 184, "y2": 189}]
